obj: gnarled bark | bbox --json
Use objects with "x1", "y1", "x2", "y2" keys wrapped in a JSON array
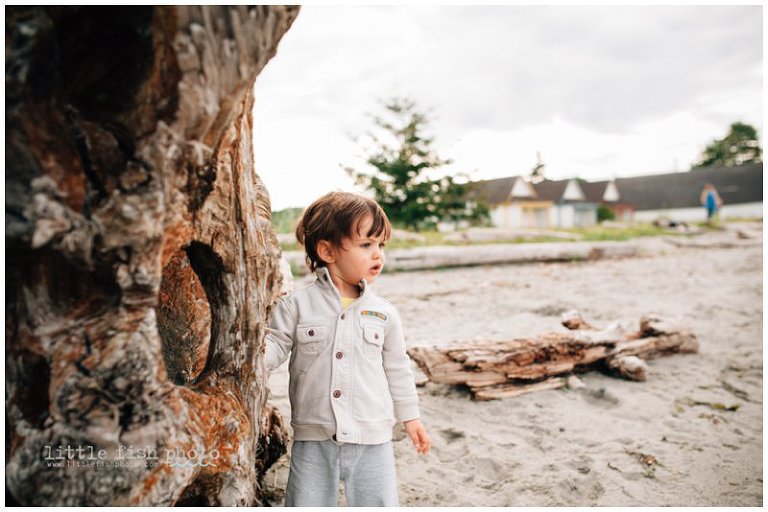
[{"x1": 6, "y1": 6, "x2": 298, "y2": 506}]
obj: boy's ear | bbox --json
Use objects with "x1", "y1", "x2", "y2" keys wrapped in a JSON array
[{"x1": 316, "y1": 240, "x2": 336, "y2": 264}]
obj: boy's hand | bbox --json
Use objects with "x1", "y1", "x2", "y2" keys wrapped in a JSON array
[{"x1": 403, "y1": 419, "x2": 430, "y2": 454}]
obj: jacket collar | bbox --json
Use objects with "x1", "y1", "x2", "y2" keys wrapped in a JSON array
[{"x1": 314, "y1": 266, "x2": 369, "y2": 297}]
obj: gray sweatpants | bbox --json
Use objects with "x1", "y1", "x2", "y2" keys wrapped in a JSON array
[{"x1": 284, "y1": 439, "x2": 399, "y2": 507}]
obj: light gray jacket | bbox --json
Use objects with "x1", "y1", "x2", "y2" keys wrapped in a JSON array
[{"x1": 265, "y1": 267, "x2": 421, "y2": 445}]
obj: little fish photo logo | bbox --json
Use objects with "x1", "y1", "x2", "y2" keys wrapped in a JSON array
[
  {"x1": 165, "y1": 446, "x2": 222, "y2": 468},
  {"x1": 42, "y1": 444, "x2": 222, "y2": 470}
]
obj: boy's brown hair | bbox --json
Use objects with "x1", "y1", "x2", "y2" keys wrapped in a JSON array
[{"x1": 295, "y1": 192, "x2": 392, "y2": 271}]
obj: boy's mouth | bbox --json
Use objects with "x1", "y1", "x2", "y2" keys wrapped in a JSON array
[{"x1": 370, "y1": 264, "x2": 382, "y2": 273}]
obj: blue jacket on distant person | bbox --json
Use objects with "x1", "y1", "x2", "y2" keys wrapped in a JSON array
[{"x1": 700, "y1": 183, "x2": 722, "y2": 219}]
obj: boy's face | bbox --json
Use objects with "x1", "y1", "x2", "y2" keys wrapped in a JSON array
[{"x1": 324, "y1": 214, "x2": 386, "y2": 292}]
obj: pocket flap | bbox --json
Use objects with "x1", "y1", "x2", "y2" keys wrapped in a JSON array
[
  {"x1": 363, "y1": 326, "x2": 384, "y2": 346},
  {"x1": 297, "y1": 325, "x2": 328, "y2": 343}
]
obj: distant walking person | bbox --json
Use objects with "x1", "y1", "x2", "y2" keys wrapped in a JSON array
[{"x1": 700, "y1": 183, "x2": 723, "y2": 223}]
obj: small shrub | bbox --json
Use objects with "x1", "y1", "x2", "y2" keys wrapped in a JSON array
[{"x1": 597, "y1": 205, "x2": 616, "y2": 222}]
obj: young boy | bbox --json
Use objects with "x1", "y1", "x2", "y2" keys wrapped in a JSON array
[{"x1": 265, "y1": 191, "x2": 430, "y2": 507}]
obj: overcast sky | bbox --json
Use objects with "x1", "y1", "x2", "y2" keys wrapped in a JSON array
[{"x1": 252, "y1": 5, "x2": 763, "y2": 211}]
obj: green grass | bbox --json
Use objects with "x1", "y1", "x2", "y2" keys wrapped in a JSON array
[
  {"x1": 559, "y1": 224, "x2": 676, "y2": 241},
  {"x1": 719, "y1": 216, "x2": 762, "y2": 223},
  {"x1": 278, "y1": 219, "x2": 757, "y2": 253}
]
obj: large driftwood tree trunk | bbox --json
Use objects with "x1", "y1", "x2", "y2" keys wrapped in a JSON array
[{"x1": 6, "y1": 6, "x2": 298, "y2": 506}]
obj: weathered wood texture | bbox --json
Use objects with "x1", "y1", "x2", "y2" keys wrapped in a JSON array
[
  {"x1": 408, "y1": 311, "x2": 698, "y2": 400},
  {"x1": 6, "y1": 6, "x2": 299, "y2": 506}
]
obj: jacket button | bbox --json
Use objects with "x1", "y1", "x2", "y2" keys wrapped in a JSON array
[
  {"x1": 308, "y1": 329, "x2": 314, "y2": 336},
  {"x1": 336, "y1": 351, "x2": 343, "y2": 359},
  {"x1": 340, "y1": 313, "x2": 345, "y2": 320},
  {"x1": 333, "y1": 390, "x2": 341, "y2": 398},
  {"x1": 374, "y1": 333, "x2": 379, "y2": 340}
]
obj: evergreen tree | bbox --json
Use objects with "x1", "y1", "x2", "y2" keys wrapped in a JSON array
[
  {"x1": 692, "y1": 122, "x2": 762, "y2": 169},
  {"x1": 346, "y1": 97, "x2": 488, "y2": 230}
]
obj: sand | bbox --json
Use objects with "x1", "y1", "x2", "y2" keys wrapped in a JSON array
[{"x1": 264, "y1": 225, "x2": 763, "y2": 506}]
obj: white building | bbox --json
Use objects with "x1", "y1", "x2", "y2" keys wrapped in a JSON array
[
  {"x1": 471, "y1": 176, "x2": 597, "y2": 229},
  {"x1": 532, "y1": 178, "x2": 597, "y2": 228}
]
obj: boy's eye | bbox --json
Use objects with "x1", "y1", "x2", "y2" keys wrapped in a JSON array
[{"x1": 359, "y1": 240, "x2": 385, "y2": 249}]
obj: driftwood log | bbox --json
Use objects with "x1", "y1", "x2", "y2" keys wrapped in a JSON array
[
  {"x1": 284, "y1": 240, "x2": 640, "y2": 276},
  {"x1": 6, "y1": 6, "x2": 298, "y2": 506},
  {"x1": 408, "y1": 311, "x2": 699, "y2": 400}
]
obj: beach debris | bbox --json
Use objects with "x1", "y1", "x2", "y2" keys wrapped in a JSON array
[
  {"x1": 652, "y1": 217, "x2": 700, "y2": 234},
  {"x1": 608, "y1": 355, "x2": 648, "y2": 381},
  {"x1": 566, "y1": 375, "x2": 587, "y2": 390},
  {"x1": 561, "y1": 310, "x2": 595, "y2": 330},
  {"x1": 407, "y1": 311, "x2": 698, "y2": 400},
  {"x1": 625, "y1": 450, "x2": 664, "y2": 478},
  {"x1": 684, "y1": 398, "x2": 740, "y2": 412}
]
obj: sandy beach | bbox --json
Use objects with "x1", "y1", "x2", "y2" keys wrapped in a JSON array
[{"x1": 264, "y1": 226, "x2": 762, "y2": 506}]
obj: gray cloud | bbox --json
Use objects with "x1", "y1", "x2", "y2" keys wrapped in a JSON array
[
  {"x1": 388, "y1": 5, "x2": 762, "y2": 135},
  {"x1": 253, "y1": 4, "x2": 762, "y2": 205}
]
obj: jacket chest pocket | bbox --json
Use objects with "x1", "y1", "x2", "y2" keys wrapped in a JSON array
[
  {"x1": 296, "y1": 324, "x2": 328, "y2": 355},
  {"x1": 362, "y1": 326, "x2": 385, "y2": 359}
]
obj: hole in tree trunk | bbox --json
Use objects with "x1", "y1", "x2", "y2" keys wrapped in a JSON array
[
  {"x1": 184, "y1": 242, "x2": 228, "y2": 383},
  {"x1": 157, "y1": 248, "x2": 211, "y2": 386}
]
